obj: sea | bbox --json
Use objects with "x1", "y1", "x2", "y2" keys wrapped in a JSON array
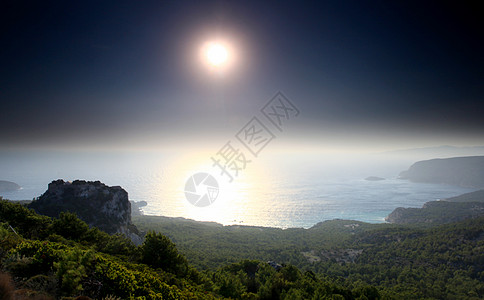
[{"x1": 0, "y1": 150, "x2": 476, "y2": 229}]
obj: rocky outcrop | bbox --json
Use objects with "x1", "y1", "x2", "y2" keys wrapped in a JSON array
[
  {"x1": 130, "y1": 200, "x2": 147, "y2": 216},
  {"x1": 399, "y1": 156, "x2": 484, "y2": 188},
  {"x1": 0, "y1": 180, "x2": 21, "y2": 192},
  {"x1": 29, "y1": 180, "x2": 142, "y2": 244}
]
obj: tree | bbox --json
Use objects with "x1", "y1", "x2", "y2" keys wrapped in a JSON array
[
  {"x1": 140, "y1": 231, "x2": 188, "y2": 276},
  {"x1": 52, "y1": 212, "x2": 89, "y2": 241}
]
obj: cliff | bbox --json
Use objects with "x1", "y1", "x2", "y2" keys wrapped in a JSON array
[
  {"x1": 29, "y1": 179, "x2": 142, "y2": 244},
  {"x1": 399, "y1": 156, "x2": 484, "y2": 188}
]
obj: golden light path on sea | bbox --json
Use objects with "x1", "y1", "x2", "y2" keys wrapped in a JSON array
[{"x1": 146, "y1": 150, "x2": 280, "y2": 227}]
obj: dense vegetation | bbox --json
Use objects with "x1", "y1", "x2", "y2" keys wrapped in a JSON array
[
  {"x1": 0, "y1": 198, "x2": 377, "y2": 299},
  {"x1": 133, "y1": 215, "x2": 484, "y2": 299},
  {"x1": 2, "y1": 194, "x2": 483, "y2": 299}
]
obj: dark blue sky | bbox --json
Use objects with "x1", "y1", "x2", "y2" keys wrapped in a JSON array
[{"x1": 1, "y1": 0, "x2": 483, "y2": 150}]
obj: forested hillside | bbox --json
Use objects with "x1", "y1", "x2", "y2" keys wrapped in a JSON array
[
  {"x1": 1, "y1": 197, "x2": 483, "y2": 299},
  {"x1": 0, "y1": 198, "x2": 377, "y2": 299},
  {"x1": 134, "y1": 215, "x2": 484, "y2": 299}
]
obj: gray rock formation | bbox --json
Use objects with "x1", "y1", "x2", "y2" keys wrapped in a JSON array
[
  {"x1": 130, "y1": 200, "x2": 147, "y2": 216},
  {"x1": 29, "y1": 179, "x2": 142, "y2": 245},
  {"x1": 399, "y1": 156, "x2": 484, "y2": 188}
]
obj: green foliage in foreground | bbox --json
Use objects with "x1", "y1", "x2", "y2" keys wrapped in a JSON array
[
  {"x1": 0, "y1": 199, "x2": 373, "y2": 299},
  {"x1": 133, "y1": 215, "x2": 484, "y2": 299}
]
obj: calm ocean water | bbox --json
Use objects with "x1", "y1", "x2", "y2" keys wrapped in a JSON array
[{"x1": 0, "y1": 151, "x2": 475, "y2": 228}]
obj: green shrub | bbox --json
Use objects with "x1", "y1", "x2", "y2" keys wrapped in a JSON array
[
  {"x1": 140, "y1": 231, "x2": 188, "y2": 276},
  {"x1": 0, "y1": 223, "x2": 22, "y2": 257},
  {"x1": 53, "y1": 212, "x2": 90, "y2": 241},
  {"x1": 54, "y1": 249, "x2": 95, "y2": 296},
  {"x1": 0, "y1": 200, "x2": 52, "y2": 239},
  {"x1": 23, "y1": 274, "x2": 58, "y2": 297}
]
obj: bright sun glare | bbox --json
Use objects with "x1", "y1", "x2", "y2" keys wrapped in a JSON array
[{"x1": 205, "y1": 43, "x2": 228, "y2": 67}]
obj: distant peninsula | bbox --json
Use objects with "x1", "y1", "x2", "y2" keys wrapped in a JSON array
[
  {"x1": 0, "y1": 180, "x2": 21, "y2": 192},
  {"x1": 399, "y1": 156, "x2": 484, "y2": 188},
  {"x1": 386, "y1": 190, "x2": 484, "y2": 224}
]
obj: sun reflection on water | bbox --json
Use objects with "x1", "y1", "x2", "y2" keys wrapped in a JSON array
[{"x1": 145, "y1": 151, "x2": 277, "y2": 226}]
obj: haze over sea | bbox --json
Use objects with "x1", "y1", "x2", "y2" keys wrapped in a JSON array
[{"x1": 0, "y1": 150, "x2": 476, "y2": 229}]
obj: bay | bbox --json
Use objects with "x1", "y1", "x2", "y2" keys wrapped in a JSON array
[{"x1": 0, "y1": 151, "x2": 475, "y2": 228}]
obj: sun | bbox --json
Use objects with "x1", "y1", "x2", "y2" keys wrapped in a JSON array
[{"x1": 205, "y1": 42, "x2": 228, "y2": 67}]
